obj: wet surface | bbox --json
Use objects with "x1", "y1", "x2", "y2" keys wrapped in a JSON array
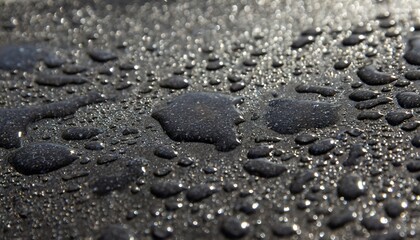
[
  {"x1": 152, "y1": 92, "x2": 244, "y2": 151},
  {"x1": 1, "y1": 0, "x2": 420, "y2": 239},
  {"x1": 266, "y1": 99, "x2": 340, "y2": 134}
]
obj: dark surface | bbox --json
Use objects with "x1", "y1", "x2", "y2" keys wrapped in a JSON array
[{"x1": 1, "y1": 0, "x2": 420, "y2": 239}]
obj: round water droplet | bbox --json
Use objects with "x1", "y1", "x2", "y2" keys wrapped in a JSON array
[
  {"x1": 8, "y1": 143, "x2": 78, "y2": 175},
  {"x1": 337, "y1": 174, "x2": 366, "y2": 200}
]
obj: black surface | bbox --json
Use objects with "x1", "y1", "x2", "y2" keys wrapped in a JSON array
[{"x1": 1, "y1": 0, "x2": 420, "y2": 239}]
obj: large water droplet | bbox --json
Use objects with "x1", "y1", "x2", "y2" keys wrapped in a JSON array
[
  {"x1": 152, "y1": 92, "x2": 244, "y2": 151},
  {"x1": 8, "y1": 143, "x2": 78, "y2": 175}
]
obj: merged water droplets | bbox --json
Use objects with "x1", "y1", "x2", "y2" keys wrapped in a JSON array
[
  {"x1": 0, "y1": 44, "x2": 61, "y2": 71},
  {"x1": 35, "y1": 75, "x2": 88, "y2": 87},
  {"x1": 357, "y1": 65, "x2": 397, "y2": 85},
  {"x1": 152, "y1": 92, "x2": 244, "y2": 151},
  {"x1": 0, "y1": 92, "x2": 105, "y2": 149}
]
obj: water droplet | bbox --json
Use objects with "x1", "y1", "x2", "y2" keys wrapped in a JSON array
[
  {"x1": 62, "y1": 65, "x2": 88, "y2": 75},
  {"x1": 385, "y1": 28, "x2": 401, "y2": 38},
  {"x1": 384, "y1": 199, "x2": 406, "y2": 218},
  {"x1": 352, "y1": 23, "x2": 373, "y2": 34},
  {"x1": 0, "y1": 92, "x2": 105, "y2": 148},
  {"x1": 357, "y1": 111, "x2": 384, "y2": 121},
  {"x1": 97, "y1": 224, "x2": 133, "y2": 240},
  {"x1": 154, "y1": 145, "x2": 178, "y2": 159},
  {"x1": 91, "y1": 165, "x2": 144, "y2": 196},
  {"x1": 35, "y1": 75, "x2": 88, "y2": 87},
  {"x1": 85, "y1": 141, "x2": 105, "y2": 151},
  {"x1": 379, "y1": 19, "x2": 396, "y2": 29},
  {"x1": 361, "y1": 216, "x2": 387, "y2": 231},
  {"x1": 153, "y1": 166, "x2": 172, "y2": 177},
  {"x1": 150, "y1": 181, "x2": 186, "y2": 198},
  {"x1": 8, "y1": 143, "x2": 78, "y2": 175},
  {"x1": 355, "y1": 97, "x2": 392, "y2": 110},
  {"x1": 247, "y1": 145, "x2": 273, "y2": 159},
  {"x1": 227, "y1": 74, "x2": 242, "y2": 83},
  {"x1": 370, "y1": 231, "x2": 405, "y2": 240},
  {"x1": 177, "y1": 157, "x2": 194, "y2": 167},
  {"x1": 152, "y1": 92, "x2": 244, "y2": 151},
  {"x1": 186, "y1": 184, "x2": 218, "y2": 202},
  {"x1": 405, "y1": 70, "x2": 420, "y2": 81},
  {"x1": 0, "y1": 44, "x2": 58, "y2": 71},
  {"x1": 96, "y1": 154, "x2": 118, "y2": 165},
  {"x1": 62, "y1": 170, "x2": 90, "y2": 181},
  {"x1": 243, "y1": 158, "x2": 287, "y2": 178},
  {"x1": 206, "y1": 60, "x2": 224, "y2": 71},
  {"x1": 342, "y1": 34, "x2": 366, "y2": 46},
  {"x1": 401, "y1": 121, "x2": 420, "y2": 132},
  {"x1": 272, "y1": 59, "x2": 284, "y2": 68},
  {"x1": 250, "y1": 48, "x2": 267, "y2": 56},
  {"x1": 62, "y1": 127, "x2": 101, "y2": 140},
  {"x1": 385, "y1": 111, "x2": 413, "y2": 126},
  {"x1": 349, "y1": 90, "x2": 379, "y2": 102},
  {"x1": 121, "y1": 128, "x2": 139, "y2": 135},
  {"x1": 291, "y1": 35, "x2": 315, "y2": 49},
  {"x1": 289, "y1": 171, "x2": 316, "y2": 194},
  {"x1": 151, "y1": 225, "x2": 173, "y2": 240},
  {"x1": 265, "y1": 99, "x2": 340, "y2": 134},
  {"x1": 295, "y1": 133, "x2": 318, "y2": 145},
  {"x1": 334, "y1": 59, "x2": 351, "y2": 70},
  {"x1": 404, "y1": 37, "x2": 420, "y2": 65},
  {"x1": 242, "y1": 58, "x2": 257, "y2": 67},
  {"x1": 230, "y1": 82, "x2": 246, "y2": 92},
  {"x1": 357, "y1": 65, "x2": 397, "y2": 85},
  {"x1": 327, "y1": 209, "x2": 356, "y2": 229},
  {"x1": 308, "y1": 138, "x2": 336, "y2": 155},
  {"x1": 220, "y1": 217, "x2": 250, "y2": 239},
  {"x1": 301, "y1": 27, "x2": 322, "y2": 36},
  {"x1": 343, "y1": 144, "x2": 367, "y2": 166},
  {"x1": 271, "y1": 223, "x2": 298, "y2": 237},
  {"x1": 396, "y1": 92, "x2": 420, "y2": 108},
  {"x1": 407, "y1": 161, "x2": 420, "y2": 172},
  {"x1": 295, "y1": 84, "x2": 338, "y2": 97},
  {"x1": 159, "y1": 75, "x2": 190, "y2": 89},
  {"x1": 235, "y1": 197, "x2": 259, "y2": 215},
  {"x1": 337, "y1": 174, "x2": 366, "y2": 200},
  {"x1": 88, "y1": 49, "x2": 117, "y2": 62}
]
